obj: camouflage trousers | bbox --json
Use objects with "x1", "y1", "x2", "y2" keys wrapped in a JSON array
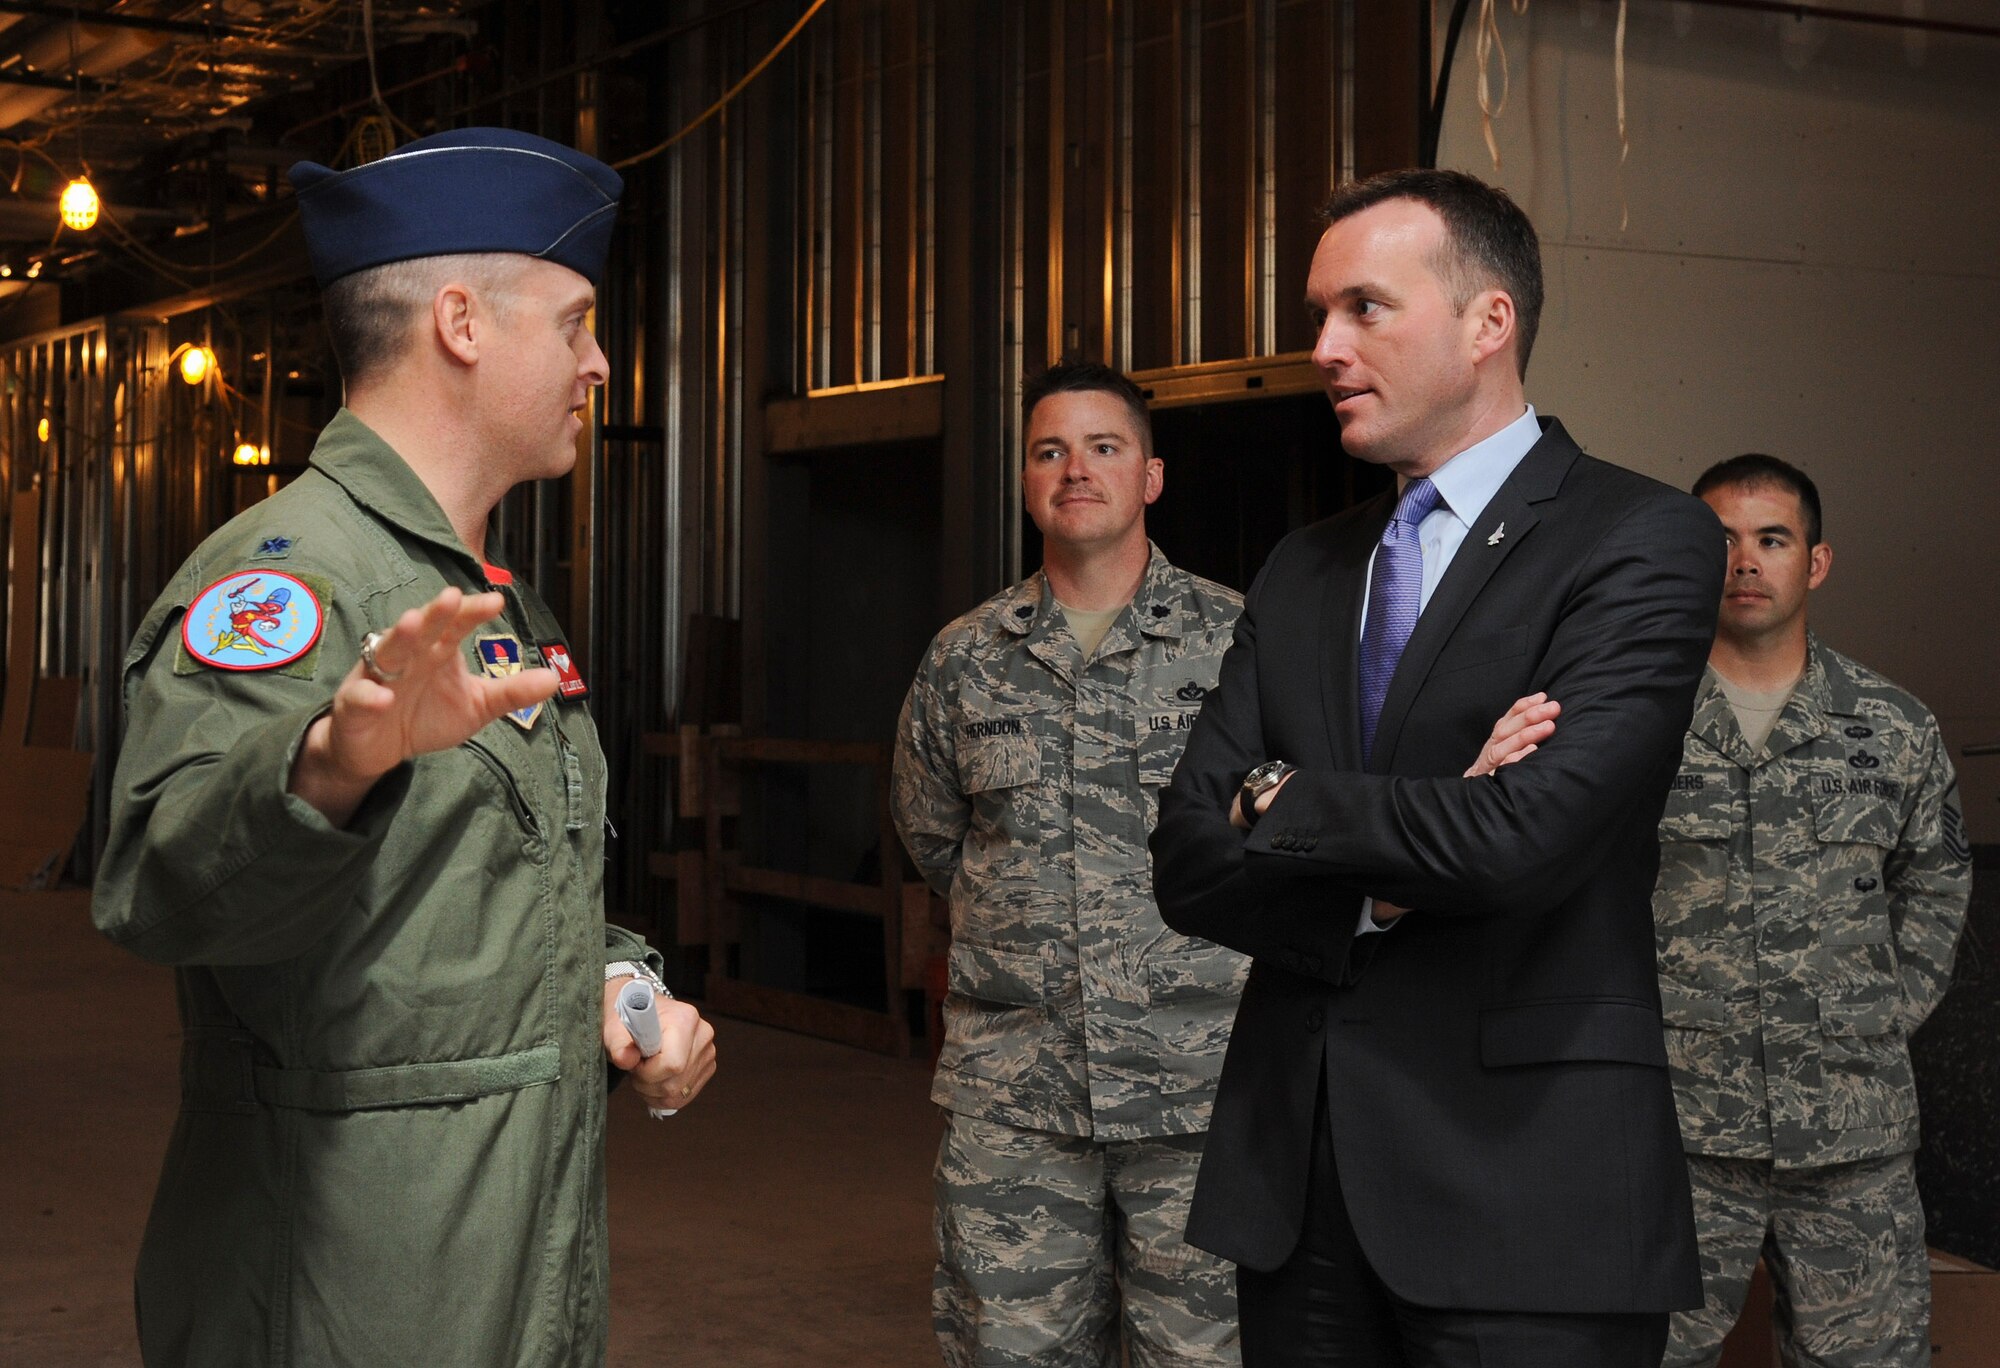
[
  {"x1": 1666, "y1": 1152, "x2": 1929, "y2": 1368},
  {"x1": 933, "y1": 1111, "x2": 1241, "y2": 1367}
]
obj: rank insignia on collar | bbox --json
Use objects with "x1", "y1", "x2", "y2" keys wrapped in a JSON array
[
  {"x1": 253, "y1": 535, "x2": 295, "y2": 559},
  {"x1": 181, "y1": 571, "x2": 325, "y2": 673},
  {"x1": 477, "y1": 633, "x2": 543, "y2": 730},
  {"x1": 538, "y1": 640, "x2": 588, "y2": 700}
]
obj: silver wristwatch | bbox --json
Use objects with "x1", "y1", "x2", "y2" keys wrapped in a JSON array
[
  {"x1": 1239, "y1": 760, "x2": 1297, "y2": 829},
  {"x1": 604, "y1": 959, "x2": 673, "y2": 1000}
]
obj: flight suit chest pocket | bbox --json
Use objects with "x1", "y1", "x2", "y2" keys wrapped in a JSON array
[{"x1": 466, "y1": 739, "x2": 549, "y2": 865}]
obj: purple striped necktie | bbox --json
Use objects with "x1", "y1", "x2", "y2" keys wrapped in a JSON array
[{"x1": 1358, "y1": 476, "x2": 1444, "y2": 762}]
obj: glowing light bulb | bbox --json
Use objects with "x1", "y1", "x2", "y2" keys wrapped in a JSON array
[
  {"x1": 60, "y1": 178, "x2": 99, "y2": 231},
  {"x1": 233, "y1": 441, "x2": 261, "y2": 466},
  {"x1": 1, "y1": 264, "x2": 13, "y2": 278},
  {"x1": 36, "y1": 417, "x2": 50, "y2": 443},
  {"x1": 178, "y1": 345, "x2": 214, "y2": 386},
  {"x1": 25, "y1": 260, "x2": 42, "y2": 279}
]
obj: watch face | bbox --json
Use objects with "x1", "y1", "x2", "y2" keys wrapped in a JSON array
[{"x1": 1244, "y1": 760, "x2": 1289, "y2": 791}]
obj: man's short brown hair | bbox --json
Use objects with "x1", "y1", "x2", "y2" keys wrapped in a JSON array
[{"x1": 1020, "y1": 361, "x2": 1154, "y2": 456}]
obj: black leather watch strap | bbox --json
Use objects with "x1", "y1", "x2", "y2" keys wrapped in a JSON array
[{"x1": 1239, "y1": 760, "x2": 1296, "y2": 829}]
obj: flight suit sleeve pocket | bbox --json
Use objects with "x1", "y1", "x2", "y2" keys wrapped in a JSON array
[
  {"x1": 1479, "y1": 998, "x2": 1669, "y2": 1068},
  {"x1": 1146, "y1": 939, "x2": 1249, "y2": 1005},
  {"x1": 959, "y1": 733, "x2": 1040, "y2": 794},
  {"x1": 948, "y1": 938, "x2": 1050, "y2": 1007}
]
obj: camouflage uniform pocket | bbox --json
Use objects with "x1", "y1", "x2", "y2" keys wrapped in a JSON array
[
  {"x1": 1657, "y1": 797, "x2": 1735, "y2": 940},
  {"x1": 1817, "y1": 989, "x2": 1917, "y2": 1128},
  {"x1": 1809, "y1": 791, "x2": 1901, "y2": 849},
  {"x1": 960, "y1": 733, "x2": 1040, "y2": 794},
  {"x1": 1144, "y1": 939, "x2": 1249, "y2": 1005},
  {"x1": 948, "y1": 937, "x2": 1054, "y2": 1007},
  {"x1": 1135, "y1": 728, "x2": 1183, "y2": 787},
  {"x1": 1811, "y1": 790, "x2": 1900, "y2": 954},
  {"x1": 1660, "y1": 991, "x2": 1746, "y2": 1140}
]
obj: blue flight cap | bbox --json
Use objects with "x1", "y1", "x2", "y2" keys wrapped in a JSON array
[{"x1": 287, "y1": 127, "x2": 623, "y2": 288}]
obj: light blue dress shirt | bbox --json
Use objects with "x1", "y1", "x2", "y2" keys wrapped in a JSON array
[
  {"x1": 1358, "y1": 404, "x2": 1542, "y2": 634},
  {"x1": 1354, "y1": 404, "x2": 1541, "y2": 934}
]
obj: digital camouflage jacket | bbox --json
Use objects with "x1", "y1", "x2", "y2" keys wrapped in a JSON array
[
  {"x1": 893, "y1": 546, "x2": 1245, "y2": 1142},
  {"x1": 1653, "y1": 637, "x2": 1971, "y2": 1169}
]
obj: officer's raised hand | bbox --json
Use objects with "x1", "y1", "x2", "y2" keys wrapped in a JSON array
[{"x1": 289, "y1": 587, "x2": 560, "y2": 826}]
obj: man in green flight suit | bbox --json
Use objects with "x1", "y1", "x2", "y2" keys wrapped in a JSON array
[{"x1": 92, "y1": 128, "x2": 716, "y2": 1367}]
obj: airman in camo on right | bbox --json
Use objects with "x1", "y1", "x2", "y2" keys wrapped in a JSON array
[{"x1": 1652, "y1": 454, "x2": 1971, "y2": 1368}]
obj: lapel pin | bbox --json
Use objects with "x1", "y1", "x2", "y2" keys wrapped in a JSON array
[{"x1": 1486, "y1": 522, "x2": 1506, "y2": 547}]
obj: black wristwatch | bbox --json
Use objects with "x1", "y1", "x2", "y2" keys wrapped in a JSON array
[{"x1": 1238, "y1": 760, "x2": 1297, "y2": 829}]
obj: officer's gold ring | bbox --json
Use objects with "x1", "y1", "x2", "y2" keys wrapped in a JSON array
[{"x1": 359, "y1": 631, "x2": 404, "y2": 684}]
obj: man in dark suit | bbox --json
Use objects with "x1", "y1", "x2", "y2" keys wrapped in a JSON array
[{"x1": 1150, "y1": 168, "x2": 1722, "y2": 1367}]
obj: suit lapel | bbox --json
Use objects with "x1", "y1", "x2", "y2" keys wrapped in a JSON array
[
  {"x1": 1320, "y1": 493, "x2": 1391, "y2": 770},
  {"x1": 1367, "y1": 421, "x2": 1582, "y2": 775}
]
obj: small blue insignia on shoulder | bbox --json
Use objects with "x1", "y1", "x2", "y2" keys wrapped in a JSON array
[{"x1": 254, "y1": 536, "x2": 294, "y2": 559}]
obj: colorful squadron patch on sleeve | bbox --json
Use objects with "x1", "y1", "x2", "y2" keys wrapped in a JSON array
[
  {"x1": 180, "y1": 571, "x2": 326, "y2": 673},
  {"x1": 477, "y1": 633, "x2": 544, "y2": 730}
]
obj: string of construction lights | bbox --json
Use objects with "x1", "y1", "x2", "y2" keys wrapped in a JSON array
[{"x1": 5, "y1": 0, "x2": 817, "y2": 473}]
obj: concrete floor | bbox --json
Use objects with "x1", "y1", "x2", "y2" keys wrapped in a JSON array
[{"x1": 0, "y1": 890, "x2": 941, "y2": 1367}]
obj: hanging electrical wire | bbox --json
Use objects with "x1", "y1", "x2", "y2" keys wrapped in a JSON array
[{"x1": 613, "y1": 0, "x2": 829, "y2": 172}]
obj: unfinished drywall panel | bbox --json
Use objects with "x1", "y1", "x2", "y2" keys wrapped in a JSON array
[{"x1": 1438, "y1": 1, "x2": 2000, "y2": 839}]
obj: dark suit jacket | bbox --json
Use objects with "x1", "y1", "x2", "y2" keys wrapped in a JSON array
[{"x1": 1151, "y1": 418, "x2": 1719, "y2": 1314}]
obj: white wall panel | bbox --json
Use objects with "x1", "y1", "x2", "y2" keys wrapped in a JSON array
[{"x1": 1437, "y1": 1, "x2": 2000, "y2": 837}]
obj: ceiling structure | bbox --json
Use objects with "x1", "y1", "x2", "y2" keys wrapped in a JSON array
[{"x1": 0, "y1": 1, "x2": 478, "y2": 315}]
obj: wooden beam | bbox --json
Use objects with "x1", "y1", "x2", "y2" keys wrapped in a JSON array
[
  {"x1": 723, "y1": 865, "x2": 887, "y2": 918},
  {"x1": 765, "y1": 374, "x2": 945, "y2": 453},
  {"x1": 716, "y1": 735, "x2": 888, "y2": 767},
  {"x1": 1128, "y1": 351, "x2": 1320, "y2": 409}
]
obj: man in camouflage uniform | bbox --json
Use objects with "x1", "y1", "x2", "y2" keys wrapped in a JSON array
[
  {"x1": 1653, "y1": 454, "x2": 1972, "y2": 1368},
  {"x1": 893, "y1": 361, "x2": 1246, "y2": 1366}
]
